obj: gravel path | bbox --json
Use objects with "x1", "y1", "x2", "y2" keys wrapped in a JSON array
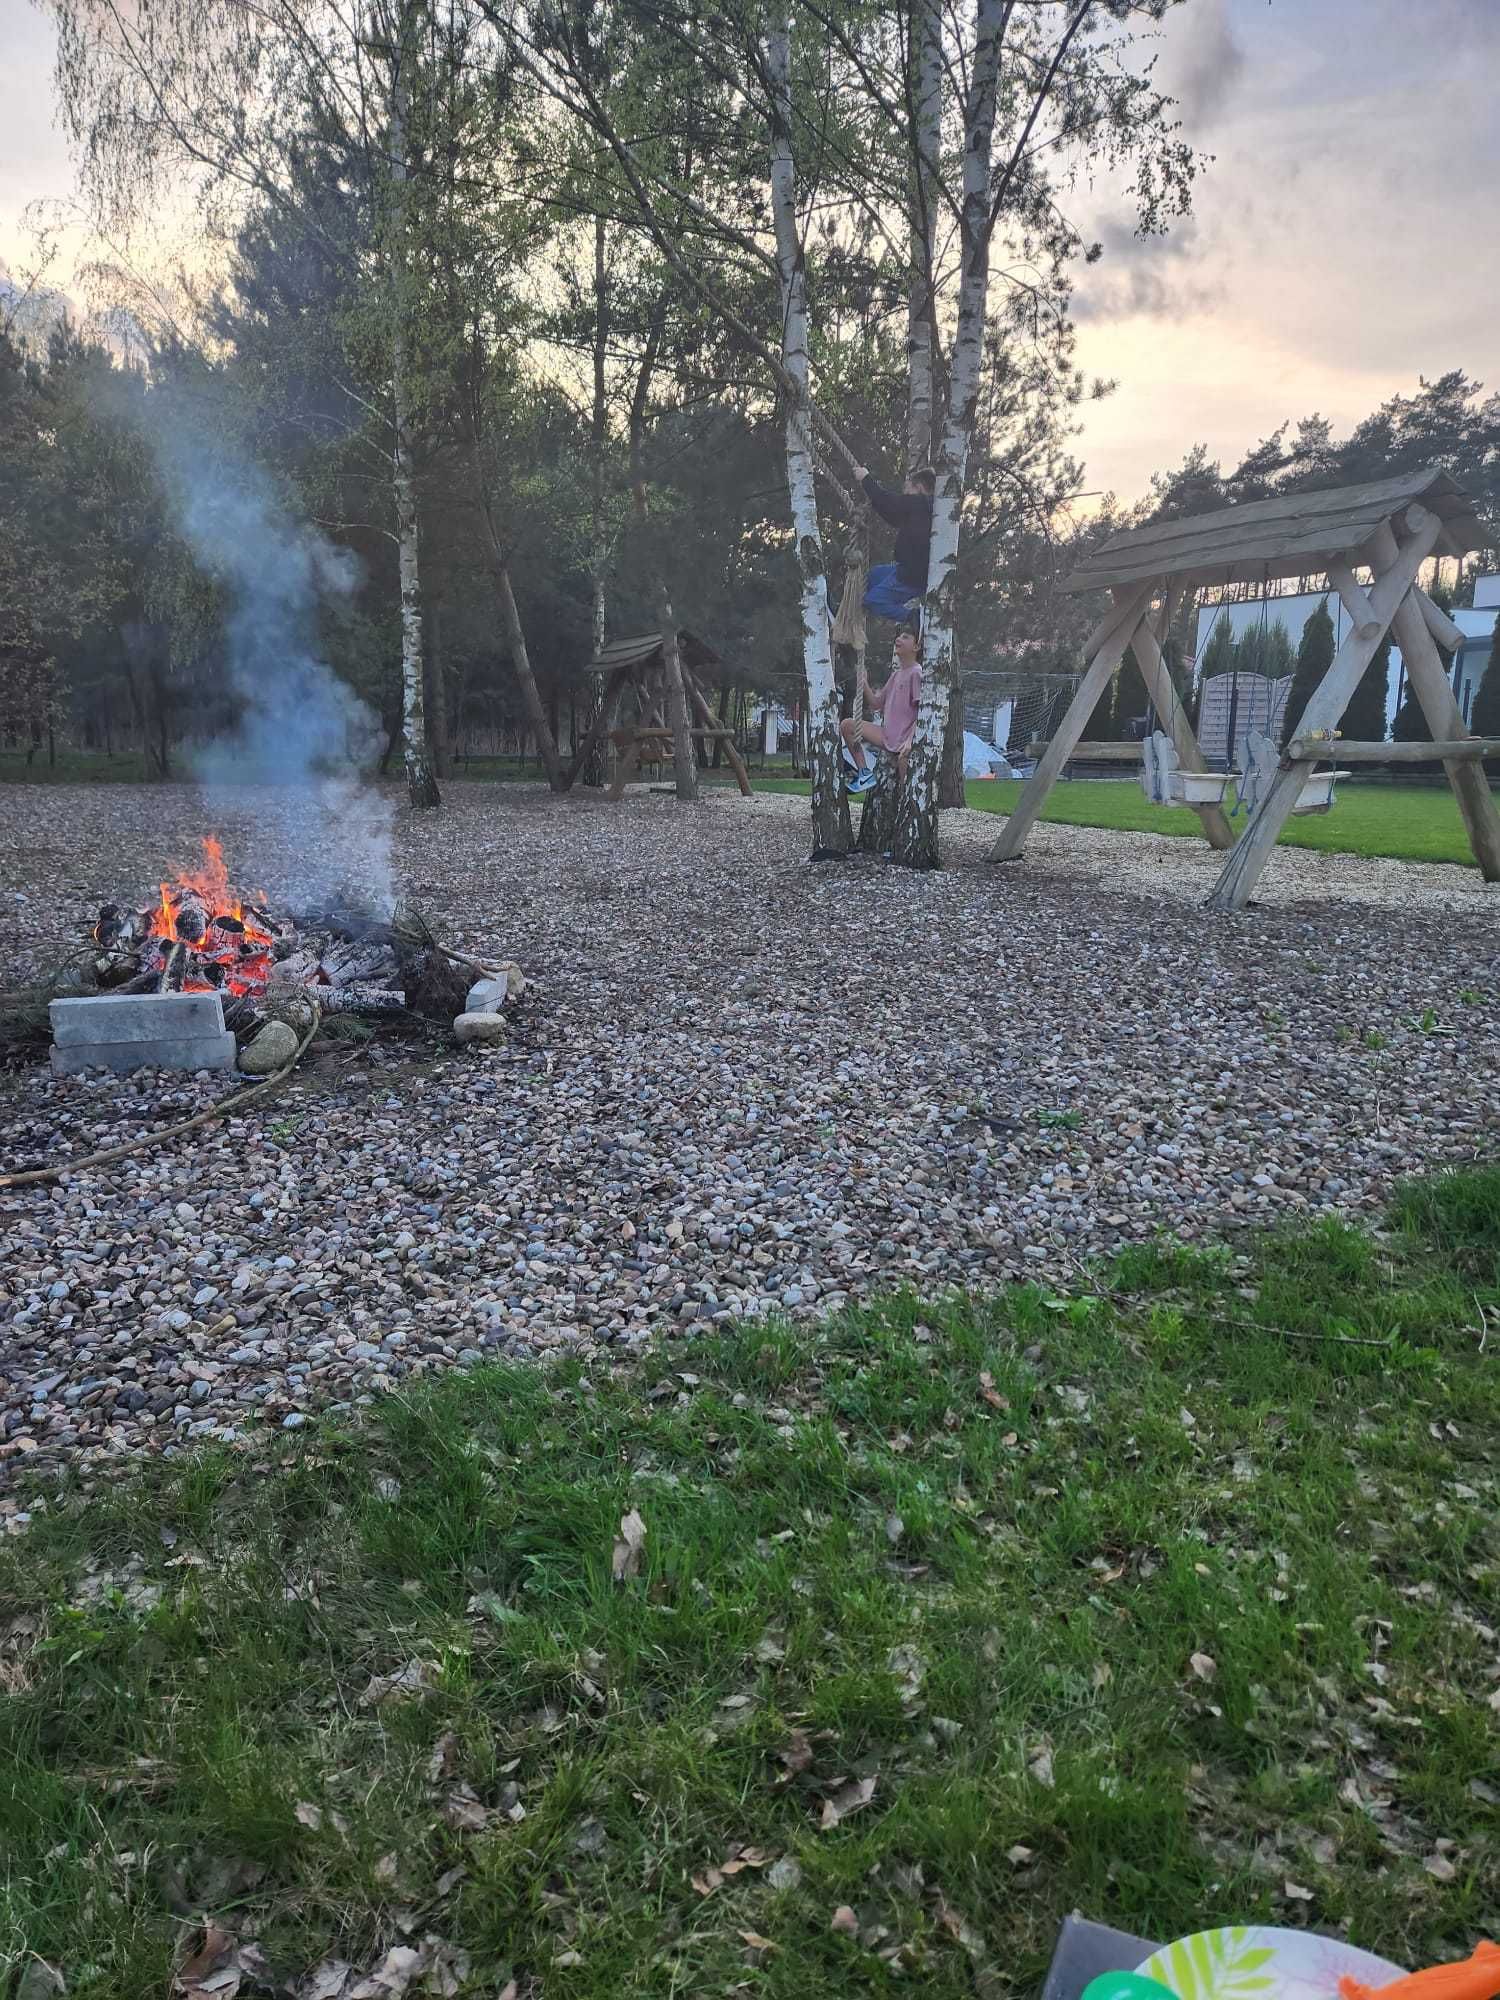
[{"x1": 3, "y1": 779, "x2": 1498, "y2": 1471}]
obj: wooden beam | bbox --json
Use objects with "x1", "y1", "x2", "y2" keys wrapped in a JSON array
[
  {"x1": 1325, "y1": 562, "x2": 1381, "y2": 641},
  {"x1": 1027, "y1": 739, "x2": 1144, "y2": 762},
  {"x1": 1288, "y1": 736, "x2": 1500, "y2": 766},
  {"x1": 1206, "y1": 509, "x2": 1446, "y2": 912},
  {"x1": 564, "y1": 665, "x2": 632, "y2": 788},
  {"x1": 1414, "y1": 586, "x2": 1466, "y2": 655},
  {"x1": 987, "y1": 584, "x2": 1154, "y2": 863},
  {"x1": 686, "y1": 675, "x2": 753, "y2": 796},
  {"x1": 1371, "y1": 523, "x2": 1500, "y2": 882},
  {"x1": 1127, "y1": 589, "x2": 1236, "y2": 850}
]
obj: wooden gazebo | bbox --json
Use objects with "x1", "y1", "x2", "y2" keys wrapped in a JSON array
[
  {"x1": 989, "y1": 467, "x2": 1500, "y2": 909},
  {"x1": 569, "y1": 629, "x2": 752, "y2": 800}
]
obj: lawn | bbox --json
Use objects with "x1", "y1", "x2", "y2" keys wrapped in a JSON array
[
  {"x1": 744, "y1": 776, "x2": 1500, "y2": 869},
  {"x1": 2, "y1": 1173, "x2": 1497, "y2": 1998}
]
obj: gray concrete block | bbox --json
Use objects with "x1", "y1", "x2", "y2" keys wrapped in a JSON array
[
  {"x1": 50, "y1": 1031, "x2": 238, "y2": 1076},
  {"x1": 51, "y1": 992, "x2": 227, "y2": 1046}
]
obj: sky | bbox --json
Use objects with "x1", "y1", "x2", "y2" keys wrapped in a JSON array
[{"x1": 3, "y1": 0, "x2": 1499, "y2": 509}]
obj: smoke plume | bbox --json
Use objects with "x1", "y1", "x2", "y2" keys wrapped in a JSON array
[{"x1": 148, "y1": 419, "x2": 396, "y2": 917}]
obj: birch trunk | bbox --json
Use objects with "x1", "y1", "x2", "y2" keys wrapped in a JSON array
[
  {"x1": 583, "y1": 208, "x2": 611, "y2": 791},
  {"x1": 388, "y1": 48, "x2": 439, "y2": 811},
  {"x1": 906, "y1": 0, "x2": 942, "y2": 471},
  {"x1": 767, "y1": 14, "x2": 849, "y2": 857},
  {"x1": 891, "y1": 0, "x2": 1005, "y2": 869}
]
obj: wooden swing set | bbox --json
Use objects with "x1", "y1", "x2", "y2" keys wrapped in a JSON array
[
  {"x1": 991, "y1": 467, "x2": 1500, "y2": 909},
  {"x1": 568, "y1": 629, "x2": 754, "y2": 800}
]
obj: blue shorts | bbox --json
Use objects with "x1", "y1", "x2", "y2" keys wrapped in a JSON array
[{"x1": 863, "y1": 563, "x2": 923, "y2": 626}]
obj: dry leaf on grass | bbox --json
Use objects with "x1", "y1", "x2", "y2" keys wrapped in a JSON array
[
  {"x1": 819, "y1": 1775, "x2": 877, "y2": 1830},
  {"x1": 1006, "y1": 1845, "x2": 1034, "y2": 1866},
  {"x1": 1282, "y1": 1880, "x2": 1314, "y2": 1903},
  {"x1": 174, "y1": 1926, "x2": 269, "y2": 2000},
  {"x1": 738, "y1": 1932, "x2": 777, "y2": 1954},
  {"x1": 1423, "y1": 1851, "x2": 1458, "y2": 1882},
  {"x1": 441, "y1": 1785, "x2": 493, "y2": 1833},
  {"x1": 294, "y1": 1801, "x2": 324, "y2": 1831},
  {"x1": 612, "y1": 1508, "x2": 647, "y2": 1582},
  {"x1": 358, "y1": 1660, "x2": 433, "y2": 1708},
  {"x1": 978, "y1": 1372, "x2": 1009, "y2": 1410},
  {"x1": 766, "y1": 1856, "x2": 802, "y2": 1891},
  {"x1": 424, "y1": 1733, "x2": 461, "y2": 1786},
  {"x1": 1027, "y1": 1744, "x2": 1055, "y2": 1789},
  {"x1": 300, "y1": 1967, "x2": 357, "y2": 2000},
  {"x1": 778, "y1": 1729, "x2": 815, "y2": 1776},
  {"x1": 884, "y1": 1514, "x2": 905, "y2": 1544},
  {"x1": 16, "y1": 1963, "x2": 66, "y2": 2000},
  {"x1": 1189, "y1": 1652, "x2": 1218, "y2": 1682},
  {"x1": 692, "y1": 1868, "x2": 723, "y2": 1898},
  {"x1": 830, "y1": 1906, "x2": 859, "y2": 1936}
]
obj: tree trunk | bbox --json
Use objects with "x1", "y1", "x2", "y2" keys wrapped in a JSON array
[
  {"x1": 627, "y1": 302, "x2": 696, "y2": 802},
  {"x1": 892, "y1": 0, "x2": 1004, "y2": 869},
  {"x1": 388, "y1": 49, "x2": 440, "y2": 812},
  {"x1": 939, "y1": 629, "x2": 966, "y2": 806},
  {"x1": 583, "y1": 208, "x2": 612, "y2": 791},
  {"x1": 427, "y1": 599, "x2": 453, "y2": 780},
  {"x1": 491, "y1": 557, "x2": 565, "y2": 790},
  {"x1": 906, "y1": 0, "x2": 942, "y2": 471},
  {"x1": 767, "y1": 15, "x2": 849, "y2": 857}
]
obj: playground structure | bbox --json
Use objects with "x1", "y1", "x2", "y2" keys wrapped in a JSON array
[
  {"x1": 569, "y1": 630, "x2": 753, "y2": 800},
  {"x1": 989, "y1": 467, "x2": 1500, "y2": 908}
]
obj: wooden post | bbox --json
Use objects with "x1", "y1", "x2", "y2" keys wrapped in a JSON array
[
  {"x1": 1367, "y1": 523, "x2": 1500, "y2": 881},
  {"x1": 687, "y1": 676, "x2": 753, "y2": 796},
  {"x1": 986, "y1": 584, "x2": 1153, "y2": 862},
  {"x1": 1125, "y1": 588, "x2": 1235, "y2": 850},
  {"x1": 1205, "y1": 507, "x2": 1445, "y2": 911}
]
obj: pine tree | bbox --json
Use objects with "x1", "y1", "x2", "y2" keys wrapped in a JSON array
[
  {"x1": 1341, "y1": 633, "x2": 1391, "y2": 744},
  {"x1": 1391, "y1": 669, "x2": 1434, "y2": 750},
  {"x1": 1469, "y1": 615, "x2": 1500, "y2": 772},
  {"x1": 1280, "y1": 598, "x2": 1335, "y2": 747},
  {"x1": 1114, "y1": 645, "x2": 1150, "y2": 736},
  {"x1": 1199, "y1": 615, "x2": 1236, "y2": 682}
]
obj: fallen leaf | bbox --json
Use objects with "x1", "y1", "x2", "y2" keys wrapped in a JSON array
[
  {"x1": 434, "y1": 1865, "x2": 468, "y2": 1897},
  {"x1": 1310, "y1": 1835, "x2": 1337, "y2": 1867},
  {"x1": 1423, "y1": 1851, "x2": 1458, "y2": 1882},
  {"x1": 299, "y1": 1964, "x2": 355, "y2": 2000},
  {"x1": 738, "y1": 1932, "x2": 777, "y2": 1953},
  {"x1": 978, "y1": 1372, "x2": 1009, "y2": 1410},
  {"x1": 692, "y1": 1869, "x2": 723, "y2": 1898},
  {"x1": 572, "y1": 1816, "x2": 608, "y2": 1857},
  {"x1": 1470, "y1": 1779, "x2": 1499, "y2": 1805},
  {"x1": 830, "y1": 1906, "x2": 859, "y2": 1935},
  {"x1": 1189, "y1": 1652, "x2": 1218, "y2": 1682},
  {"x1": 1283, "y1": 1880, "x2": 1314, "y2": 1903},
  {"x1": 294, "y1": 1801, "x2": 324, "y2": 1831},
  {"x1": 466, "y1": 1592, "x2": 522, "y2": 1624},
  {"x1": 819, "y1": 1775, "x2": 877, "y2": 1830},
  {"x1": 345, "y1": 1944, "x2": 428, "y2": 1998},
  {"x1": 16, "y1": 1964, "x2": 66, "y2": 2000},
  {"x1": 176, "y1": 1926, "x2": 237, "y2": 1999},
  {"x1": 496, "y1": 1986, "x2": 518, "y2": 2000},
  {"x1": 1006, "y1": 1844, "x2": 1034, "y2": 1866},
  {"x1": 553, "y1": 1952, "x2": 582, "y2": 1969},
  {"x1": 884, "y1": 1513, "x2": 905, "y2": 1544},
  {"x1": 374, "y1": 1476, "x2": 401, "y2": 1502},
  {"x1": 767, "y1": 1856, "x2": 802, "y2": 1891},
  {"x1": 441, "y1": 1785, "x2": 493, "y2": 1833},
  {"x1": 425, "y1": 1733, "x2": 461, "y2": 1787},
  {"x1": 1027, "y1": 1744, "x2": 1055, "y2": 1789},
  {"x1": 778, "y1": 1728, "x2": 815, "y2": 1776},
  {"x1": 358, "y1": 1660, "x2": 433, "y2": 1708},
  {"x1": 1092, "y1": 1662, "x2": 1112, "y2": 1688},
  {"x1": 719, "y1": 1693, "x2": 753, "y2": 1710},
  {"x1": 754, "y1": 1631, "x2": 786, "y2": 1664},
  {"x1": 611, "y1": 1507, "x2": 647, "y2": 1582},
  {"x1": 373, "y1": 1853, "x2": 400, "y2": 1886}
]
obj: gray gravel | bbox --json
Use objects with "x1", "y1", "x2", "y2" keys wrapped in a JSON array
[{"x1": 2, "y1": 779, "x2": 1498, "y2": 1472}]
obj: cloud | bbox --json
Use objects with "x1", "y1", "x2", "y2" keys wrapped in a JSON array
[
  {"x1": 1161, "y1": 0, "x2": 1247, "y2": 132},
  {"x1": 1071, "y1": 217, "x2": 1224, "y2": 324}
]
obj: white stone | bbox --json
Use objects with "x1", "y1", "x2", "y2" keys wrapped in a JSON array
[
  {"x1": 454, "y1": 1010, "x2": 508, "y2": 1045},
  {"x1": 238, "y1": 1020, "x2": 300, "y2": 1075}
]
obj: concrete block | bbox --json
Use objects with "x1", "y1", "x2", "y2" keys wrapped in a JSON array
[
  {"x1": 51, "y1": 992, "x2": 227, "y2": 1046},
  {"x1": 50, "y1": 1031, "x2": 238, "y2": 1077}
]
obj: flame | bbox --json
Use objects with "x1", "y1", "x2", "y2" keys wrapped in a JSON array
[{"x1": 140, "y1": 836, "x2": 280, "y2": 996}]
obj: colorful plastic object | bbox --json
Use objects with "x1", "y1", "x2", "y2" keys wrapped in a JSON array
[
  {"x1": 1138, "y1": 1927, "x2": 1405, "y2": 2000},
  {"x1": 1341, "y1": 1943, "x2": 1500, "y2": 2000},
  {"x1": 1082, "y1": 1975, "x2": 1181, "y2": 2000}
]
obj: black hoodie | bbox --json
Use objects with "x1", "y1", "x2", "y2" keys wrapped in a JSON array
[{"x1": 861, "y1": 473, "x2": 932, "y2": 591}]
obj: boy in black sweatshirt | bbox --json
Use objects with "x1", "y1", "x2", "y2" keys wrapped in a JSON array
[{"x1": 855, "y1": 463, "x2": 934, "y2": 624}]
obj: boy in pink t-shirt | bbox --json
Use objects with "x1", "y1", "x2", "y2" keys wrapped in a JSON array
[{"x1": 840, "y1": 627, "x2": 922, "y2": 796}]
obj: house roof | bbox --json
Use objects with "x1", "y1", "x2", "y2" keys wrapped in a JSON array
[
  {"x1": 590, "y1": 630, "x2": 723, "y2": 678},
  {"x1": 1065, "y1": 466, "x2": 1489, "y2": 594}
]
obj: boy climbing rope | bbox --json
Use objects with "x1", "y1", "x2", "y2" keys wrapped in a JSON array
[
  {"x1": 855, "y1": 463, "x2": 934, "y2": 624},
  {"x1": 841, "y1": 626, "x2": 922, "y2": 797}
]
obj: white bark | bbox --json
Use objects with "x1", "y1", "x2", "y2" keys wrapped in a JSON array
[
  {"x1": 892, "y1": 0, "x2": 1006, "y2": 869},
  {"x1": 906, "y1": 0, "x2": 942, "y2": 470},
  {"x1": 388, "y1": 34, "x2": 439, "y2": 811},
  {"x1": 767, "y1": 13, "x2": 848, "y2": 856}
]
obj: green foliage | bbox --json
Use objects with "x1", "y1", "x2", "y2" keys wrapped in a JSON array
[
  {"x1": 1198, "y1": 613, "x2": 1237, "y2": 682},
  {"x1": 1340, "y1": 633, "x2": 1391, "y2": 746},
  {"x1": 1470, "y1": 615, "x2": 1500, "y2": 766},
  {"x1": 1280, "y1": 598, "x2": 1335, "y2": 747},
  {"x1": 2, "y1": 1177, "x2": 1497, "y2": 1992}
]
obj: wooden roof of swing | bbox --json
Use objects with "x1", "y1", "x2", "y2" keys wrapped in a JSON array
[
  {"x1": 1063, "y1": 466, "x2": 1488, "y2": 594},
  {"x1": 589, "y1": 630, "x2": 723, "y2": 679}
]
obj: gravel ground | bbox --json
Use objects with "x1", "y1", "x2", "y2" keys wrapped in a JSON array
[{"x1": 3, "y1": 778, "x2": 1498, "y2": 1472}]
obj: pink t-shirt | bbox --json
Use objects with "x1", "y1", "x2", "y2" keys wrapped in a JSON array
[{"x1": 878, "y1": 662, "x2": 922, "y2": 751}]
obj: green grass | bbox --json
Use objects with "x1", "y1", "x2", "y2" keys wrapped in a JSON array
[
  {"x1": 0, "y1": 749, "x2": 158, "y2": 785},
  {"x1": 745, "y1": 775, "x2": 1499, "y2": 868},
  {"x1": 3, "y1": 1175, "x2": 1497, "y2": 1996}
]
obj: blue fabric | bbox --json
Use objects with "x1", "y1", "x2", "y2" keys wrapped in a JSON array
[{"x1": 863, "y1": 563, "x2": 922, "y2": 625}]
